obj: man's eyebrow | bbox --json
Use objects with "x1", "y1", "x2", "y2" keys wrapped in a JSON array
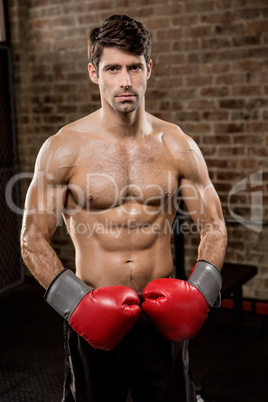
[
  {"x1": 128, "y1": 62, "x2": 144, "y2": 69},
  {"x1": 103, "y1": 62, "x2": 144, "y2": 69},
  {"x1": 103, "y1": 64, "x2": 121, "y2": 69}
]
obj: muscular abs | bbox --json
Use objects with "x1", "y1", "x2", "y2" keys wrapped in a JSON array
[{"x1": 63, "y1": 133, "x2": 179, "y2": 293}]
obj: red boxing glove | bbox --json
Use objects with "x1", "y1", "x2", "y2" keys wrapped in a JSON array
[
  {"x1": 45, "y1": 269, "x2": 141, "y2": 351},
  {"x1": 142, "y1": 260, "x2": 222, "y2": 342}
]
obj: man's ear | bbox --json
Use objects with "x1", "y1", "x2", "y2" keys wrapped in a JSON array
[
  {"x1": 88, "y1": 63, "x2": 99, "y2": 85},
  {"x1": 147, "y1": 59, "x2": 153, "y2": 80}
]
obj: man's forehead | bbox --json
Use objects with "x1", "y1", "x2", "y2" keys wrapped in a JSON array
[{"x1": 99, "y1": 47, "x2": 146, "y2": 67}]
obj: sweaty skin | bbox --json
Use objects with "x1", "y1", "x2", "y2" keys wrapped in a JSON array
[{"x1": 21, "y1": 48, "x2": 227, "y2": 292}]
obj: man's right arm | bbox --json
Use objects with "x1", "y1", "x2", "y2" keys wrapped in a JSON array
[
  {"x1": 20, "y1": 134, "x2": 70, "y2": 289},
  {"x1": 20, "y1": 133, "x2": 142, "y2": 350}
]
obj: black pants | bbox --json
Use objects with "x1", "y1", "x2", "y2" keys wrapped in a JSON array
[{"x1": 62, "y1": 312, "x2": 196, "y2": 402}]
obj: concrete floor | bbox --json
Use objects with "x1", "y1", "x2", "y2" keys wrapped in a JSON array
[{"x1": 0, "y1": 281, "x2": 267, "y2": 402}]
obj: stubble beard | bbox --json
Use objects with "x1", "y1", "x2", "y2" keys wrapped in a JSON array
[
  {"x1": 119, "y1": 103, "x2": 137, "y2": 113},
  {"x1": 112, "y1": 99, "x2": 139, "y2": 114}
]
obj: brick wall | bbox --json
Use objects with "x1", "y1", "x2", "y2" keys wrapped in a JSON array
[{"x1": 8, "y1": 0, "x2": 268, "y2": 299}]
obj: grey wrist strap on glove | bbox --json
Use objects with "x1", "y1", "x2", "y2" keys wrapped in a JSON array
[
  {"x1": 188, "y1": 260, "x2": 222, "y2": 308},
  {"x1": 44, "y1": 268, "x2": 91, "y2": 320}
]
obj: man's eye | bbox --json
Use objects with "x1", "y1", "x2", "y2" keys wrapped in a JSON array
[
  {"x1": 108, "y1": 67, "x2": 118, "y2": 72},
  {"x1": 131, "y1": 66, "x2": 141, "y2": 71}
]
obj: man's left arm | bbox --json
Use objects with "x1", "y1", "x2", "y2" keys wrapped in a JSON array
[
  {"x1": 142, "y1": 135, "x2": 227, "y2": 342},
  {"x1": 178, "y1": 138, "x2": 227, "y2": 269}
]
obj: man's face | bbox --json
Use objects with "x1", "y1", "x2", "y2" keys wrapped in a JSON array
[{"x1": 89, "y1": 47, "x2": 152, "y2": 114}]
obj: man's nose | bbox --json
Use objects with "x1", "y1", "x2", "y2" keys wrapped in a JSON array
[{"x1": 120, "y1": 71, "x2": 132, "y2": 89}]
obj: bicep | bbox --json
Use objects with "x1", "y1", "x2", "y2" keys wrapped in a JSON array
[
  {"x1": 22, "y1": 174, "x2": 68, "y2": 241},
  {"x1": 179, "y1": 144, "x2": 224, "y2": 233},
  {"x1": 22, "y1": 134, "x2": 72, "y2": 239},
  {"x1": 180, "y1": 176, "x2": 223, "y2": 233}
]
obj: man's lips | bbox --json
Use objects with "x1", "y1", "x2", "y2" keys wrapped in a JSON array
[{"x1": 116, "y1": 94, "x2": 136, "y2": 101}]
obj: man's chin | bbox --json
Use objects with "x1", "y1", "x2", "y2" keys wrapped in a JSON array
[{"x1": 115, "y1": 103, "x2": 137, "y2": 114}]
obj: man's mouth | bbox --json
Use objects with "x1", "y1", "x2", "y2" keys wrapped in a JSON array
[{"x1": 116, "y1": 93, "x2": 136, "y2": 101}]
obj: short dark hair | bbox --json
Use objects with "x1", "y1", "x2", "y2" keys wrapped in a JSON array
[{"x1": 88, "y1": 15, "x2": 152, "y2": 73}]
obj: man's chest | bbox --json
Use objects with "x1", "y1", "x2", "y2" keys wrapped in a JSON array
[{"x1": 68, "y1": 140, "x2": 179, "y2": 209}]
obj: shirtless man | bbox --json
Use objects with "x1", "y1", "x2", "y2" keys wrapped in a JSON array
[{"x1": 21, "y1": 15, "x2": 227, "y2": 402}]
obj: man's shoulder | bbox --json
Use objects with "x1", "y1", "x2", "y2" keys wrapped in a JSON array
[
  {"x1": 40, "y1": 127, "x2": 76, "y2": 157},
  {"x1": 149, "y1": 113, "x2": 192, "y2": 150},
  {"x1": 44, "y1": 111, "x2": 99, "y2": 150},
  {"x1": 34, "y1": 112, "x2": 100, "y2": 182},
  {"x1": 35, "y1": 117, "x2": 88, "y2": 175},
  {"x1": 148, "y1": 114, "x2": 205, "y2": 178},
  {"x1": 35, "y1": 129, "x2": 77, "y2": 181},
  {"x1": 58, "y1": 112, "x2": 98, "y2": 138}
]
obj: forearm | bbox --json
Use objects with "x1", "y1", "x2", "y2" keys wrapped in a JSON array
[
  {"x1": 197, "y1": 224, "x2": 227, "y2": 270},
  {"x1": 21, "y1": 235, "x2": 64, "y2": 289}
]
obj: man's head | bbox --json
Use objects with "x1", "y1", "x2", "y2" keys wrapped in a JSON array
[
  {"x1": 88, "y1": 15, "x2": 153, "y2": 114},
  {"x1": 88, "y1": 15, "x2": 152, "y2": 75}
]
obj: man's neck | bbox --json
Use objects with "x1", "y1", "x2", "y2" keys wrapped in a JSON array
[{"x1": 100, "y1": 102, "x2": 150, "y2": 139}]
